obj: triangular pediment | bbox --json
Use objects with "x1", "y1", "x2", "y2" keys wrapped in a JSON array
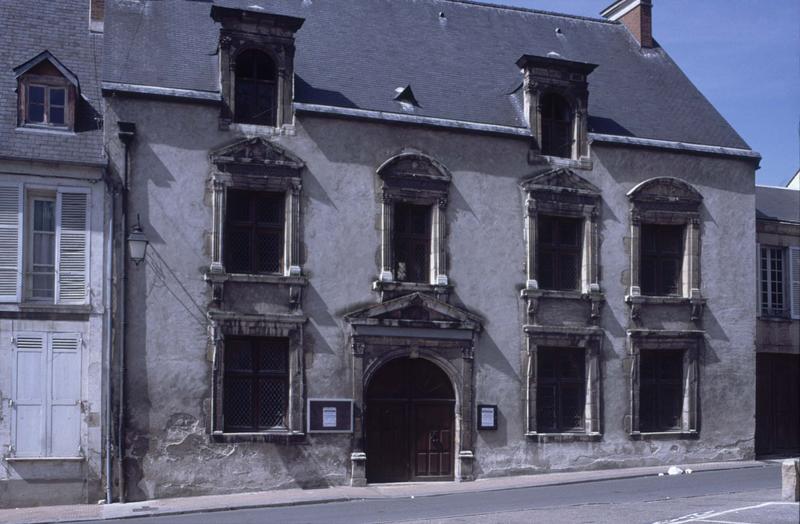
[
  {"x1": 521, "y1": 167, "x2": 599, "y2": 195},
  {"x1": 345, "y1": 293, "x2": 481, "y2": 331},
  {"x1": 210, "y1": 137, "x2": 304, "y2": 170},
  {"x1": 14, "y1": 50, "x2": 79, "y2": 89}
]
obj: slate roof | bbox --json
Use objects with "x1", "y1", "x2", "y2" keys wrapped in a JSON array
[
  {"x1": 103, "y1": 0, "x2": 750, "y2": 150},
  {"x1": 0, "y1": 1, "x2": 105, "y2": 166},
  {"x1": 756, "y1": 186, "x2": 800, "y2": 224}
]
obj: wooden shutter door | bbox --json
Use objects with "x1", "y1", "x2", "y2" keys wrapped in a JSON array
[
  {"x1": 49, "y1": 334, "x2": 82, "y2": 457},
  {"x1": 790, "y1": 246, "x2": 800, "y2": 320},
  {"x1": 56, "y1": 191, "x2": 89, "y2": 304},
  {"x1": 0, "y1": 184, "x2": 22, "y2": 302},
  {"x1": 13, "y1": 334, "x2": 46, "y2": 457}
]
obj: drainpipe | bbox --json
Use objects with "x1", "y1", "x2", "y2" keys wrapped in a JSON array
[
  {"x1": 117, "y1": 121, "x2": 136, "y2": 503},
  {"x1": 102, "y1": 167, "x2": 115, "y2": 504}
]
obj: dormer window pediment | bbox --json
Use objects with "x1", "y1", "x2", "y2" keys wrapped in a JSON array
[
  {"x1": 516, "y1": 54, "x2": 598, "y2": 162},
  {"x1": 14, "y1": 51, "x2": 79, "y2": 131}
]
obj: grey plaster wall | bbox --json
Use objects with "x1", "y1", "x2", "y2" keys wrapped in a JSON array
[{"x1": 105, "y1": 96, "x2": 757, "y2": 500}]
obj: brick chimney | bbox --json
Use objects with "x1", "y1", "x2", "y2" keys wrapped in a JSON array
[
  {"x1": 601, "y1": 0, "x2": 653, "y2": 48},
  {"x1": 90, "y1": 0, "x2": 104, "y2": 32}
]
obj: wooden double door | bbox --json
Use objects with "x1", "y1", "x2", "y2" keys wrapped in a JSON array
[
  {"x1": 756, "y1": 353, "x2": 800, "y2": 456},
  {"x1": 366, "y1": 358, "x2": 455, "y2": 483}
]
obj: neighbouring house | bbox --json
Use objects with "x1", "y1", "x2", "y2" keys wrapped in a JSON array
[
  {"x1": 99, "y1": 0, "x2": 762, "y2": 501},
  {"x1": 754, "y1": 182, "x2": 800, "y2": 457},
  {"x1": 0, "y1": 0, "x2": 109, "y2": 507}
]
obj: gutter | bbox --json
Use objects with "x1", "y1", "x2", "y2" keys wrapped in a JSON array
[{"x1": 102, "y1": 168, "x2": 115, "y2": 505}]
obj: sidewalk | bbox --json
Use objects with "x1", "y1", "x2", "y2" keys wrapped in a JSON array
[{"x1": 0, "y1": 460, "x2": 774, "y2": 524}]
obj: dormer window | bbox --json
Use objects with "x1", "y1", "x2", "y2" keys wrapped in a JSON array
[
  {"x1": 517, "y1": 55, "x2": 597, "y2": 162},
  {"x1": 234, "y1": 50, "x2": 278, "y2": 126},
  {"x1": 540, "y1": 93, "x2": 573, "y2": 158},
  {"x1": 212, "y1": 5, "x2": 304, "y2": 130},
  {"x1": 14, "y1": 51, "x2": 79, "y2": 131}
]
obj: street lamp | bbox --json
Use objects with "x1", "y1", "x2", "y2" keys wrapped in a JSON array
[{"x1": 127, "y1": 215, "x2": 149, "y2": 265}]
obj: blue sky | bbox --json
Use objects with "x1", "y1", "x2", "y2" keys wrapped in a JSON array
[{"x1": 489, "y1": 0, "x2": 799, "y2": 186}]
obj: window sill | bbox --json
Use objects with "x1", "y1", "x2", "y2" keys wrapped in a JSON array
[
  {"x1": 4, "y1": 456, "x2": 85, "y2": 462},
  {"x1": 16, "y1": 125, "x2": 75, "y2": 136},
  {"x1": 205, "y1": 271, "x2": 307, "y2": 286},
  {"x1": 626, "y1": 295, "x2": 691, "y2": 305},
  {"x1": 541, "y1": 155, "x2": 593, "y2": 171},
  {"x1": 227, "y1": 122, "x2": 296, "y2": 137},
  {"x1": 521, "y1": 288, "x2": 605, "y2": 302},
  {"x1": 373, "y1": 280, "x2": 451, "y2": 295},
  {"x1": 211, "y1": 430, "x2": 305, "y2": 444},
  {"x1": 16, "y1": 303, "x2": 92, "y2": 313},
  {"x1": 525, "y1": 432, "x2": 602, "y2": 443},
  {"x1": 758, "y1": 315, "x2": 793, "y2": 323},
  {"x1": 630, "y1": 431, "x2": 698, "y2": 440}
]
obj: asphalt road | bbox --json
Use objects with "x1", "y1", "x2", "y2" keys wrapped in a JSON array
[{"x1": 72, "y1": 464, "x2": 798, "y2": 524}]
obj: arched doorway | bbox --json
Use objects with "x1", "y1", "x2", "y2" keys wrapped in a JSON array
[{"x1": 366, "y1": 357, "x2": 455, "y2": 482}]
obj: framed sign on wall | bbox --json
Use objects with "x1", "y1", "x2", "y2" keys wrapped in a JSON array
[
  {"x1": 477, "y1": 404, "x2": 498, "y2": 430},
  {"x1": 307, "y1": 399, "x2": 354, "y2": 433}
]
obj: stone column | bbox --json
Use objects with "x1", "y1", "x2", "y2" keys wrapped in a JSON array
[
  {"x1": 629, "y1": 210, "x2": 641, "y2": 296},
  {"x1": 286, "y1": 181, "x2": 302, "y2": 276},
  {"x1": 379, "y1": 194, "x2": 393, "y2": 282},
  {"x1": 350, "y1": 339, "x2": 367, "y2": 486},
  {"x1": 458, "y1": 342, "x2": 475, "y2": 481},
  {"x1": 210, "y1": 179, "x2": 226, "y2": 274},
  {"x1": 433, "y1": 197, "x2": 448, "y2": 285},
  {"x1": 525, "y1": 335, "x2": 537, "y2": 433},
  {"x1": 782, "y1": 459, "x2": 799, "y2": 502},
  {"x1": 526, "y1": 197, "x2": 538, "y2": 289}
]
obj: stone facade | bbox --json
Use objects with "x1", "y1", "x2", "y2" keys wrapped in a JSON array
[{"x1": 104, "y1": 90, "x2": 759, "y2": 498}]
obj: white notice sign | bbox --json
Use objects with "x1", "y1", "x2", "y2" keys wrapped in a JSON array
[
  {"x1": 480, "y1": 407, "x2": 495, "y2": 428},
  {"x1": 322, "y1": 407, "x2": 337, "y2": 428}
]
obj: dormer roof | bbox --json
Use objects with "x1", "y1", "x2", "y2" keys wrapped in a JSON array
[{"x1": 13, "y1": 50, "x2": 81, "y2": 91}]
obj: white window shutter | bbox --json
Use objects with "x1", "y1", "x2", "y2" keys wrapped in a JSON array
[
  {"x1": 0, "y1": 184, "x2": 22, "y2": 302},
  {"x1": 12, "y1": 334, "x2": 46, "y2": 457},
  {"x1": 790, "y1": 246, "x2": 800, "y2": 320},
  {"x1": 49, "y1": 334, "x2": 82, "y2": 457},
  {"x1": 56, "y1": 191, "x2": 89, "y2": 304}
]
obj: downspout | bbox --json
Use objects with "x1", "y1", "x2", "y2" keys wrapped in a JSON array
[
  {"x1": 117, "y1": 121, "x2": 136, "y2": 503},
  {"x1": 102, "y1": 168, "x2": 115, "y2": 504}
]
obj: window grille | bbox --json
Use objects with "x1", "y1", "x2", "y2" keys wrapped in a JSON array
[
  {"x1": 639, "y1": 349, "x2": 684, "y2": 432},
  {"x1": 393, "y1": 202, "x2": 431, "y2": 283},
  {"x1": 225, "y1": 190, "x2": 284, "y2": 274},
  {"x1": 640, "y1": 224, "x2": 684, "y2": 296},
  {"x1": 536, "y1": 347, "x2": 585, "y2": 433},
  {"x1": 760, "y1": 246, "x2": 786, "y2": 317},
  {"x1": 537, "y1": 215, "x2": 582, "y2": 290},
  {"x1": 224, "y1": 336, "x2": 289, "y2": 432}
]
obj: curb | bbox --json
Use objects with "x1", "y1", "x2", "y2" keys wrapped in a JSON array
[{"x1": 7, "y1": 460, "x2": 776, "y2": 524}]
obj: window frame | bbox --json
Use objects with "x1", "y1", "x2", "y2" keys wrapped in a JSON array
[
  {"x1": 536, "y1": 214, "x2": 583, "y2": 291},
  {"x1": 626, "y1": 177, "x2": 705, "y2": 321},
  {"x1": 222, "y1": 336, "x2": 290, "y2": 432},
  {"x1": 535, "y1": 346, "x2": 587, "y2": 433},
  {"x1": 232, "y1": 49, "x2": 279, "y2": 127},
  {"x1": 759, "y1": 245, "x2": 787, "y2": 318},
  {"x1": 224, "y1": 189, "x2": 286, "y2": 275},
  {"x1": 639, "y1": 223, "x2": 685, "y2": 297},
  {"x1": 375, "y1": 152, "x2": 451, "y2": 299},
  {"x1": 628, "y1": 330, "x2": 700, "y2": 438},
  {"x1": 17, "y1": 74, "x2": 74, "y2": 131},
  {"x1": 210, "y1": 312, "x2": 305, "y2": 440},
  {"x1": 392, "y1": 201, "x2": 433, "y2": 284},
  {"x1": 524, "y1": 326, "x2": 602, "y2": 442},
  {"x1": 539, "y1": 92, "x2": 575, "y2": 159},
  {"x1": 25, "y1": 191, "x2": 57, "y2": 302}
]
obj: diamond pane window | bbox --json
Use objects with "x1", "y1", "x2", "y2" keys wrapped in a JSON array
[
  {"x1": 540, "y1": 93, "x2": 573, "y2": 159},
  {"x1": 234, "y1": 50, "x2": 277, "y2": 126},
  {"x1": 536, "y1": 347, "x2": 585, "y2": 433},
  {"x1": 639, "y1": 349, "x2": 684, "y2": 432},
  {"x1": 223, "y1": 337, "x2": 289, "y2": 432},
  {"x1": 225, "y1": 189, "x2": 284, "y2": 274}
]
